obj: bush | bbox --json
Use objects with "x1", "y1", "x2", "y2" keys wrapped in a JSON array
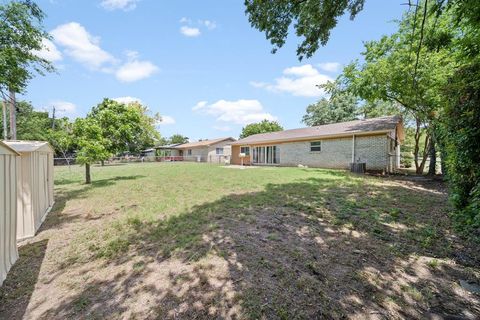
[
  {"x1": 400, "y1": 152, "x2": 413, "y2": 168},
  {"x1": 441, "y1": 62, "x2": 480, "y2": 236}
]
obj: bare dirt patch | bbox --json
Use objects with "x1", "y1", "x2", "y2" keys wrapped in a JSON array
[{"x1": 1, "y1": 164, "x2": 479, "y2": 319}]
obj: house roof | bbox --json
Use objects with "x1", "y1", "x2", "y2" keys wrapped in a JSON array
[
  {"x1": 154, "y1": 143, "x2": 182, "y2": 149},
  {"x1": 232, "y1": 116, "x2": 403, "y2": 145},
  {"x1": 3, "y1": 140, "x2": 54, "y2": 153},
  {"x1": 175, "y1": 137, "x2": 236, "y2": 149}
]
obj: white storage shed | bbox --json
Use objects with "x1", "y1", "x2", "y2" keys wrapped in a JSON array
[
  {"x1": 4, "y1": 141, "x2": 55, "y2": 240},
  {"x1": 0, "y1": 141, "x2": 20, "y2": 286}
]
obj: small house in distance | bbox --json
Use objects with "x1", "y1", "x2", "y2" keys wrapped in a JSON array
[
  {"x1": 4, "y1": 141, "x2": 55, "y2": 240},
  {"x1": 156, "y1": 138, "x2": 236, "y2": 163},
  {"x1": 0, "y1": 141, "x2": 20, "y2": 286},
  {"x1": 230, "y1": 116, "x2": 404, "y2": 173}
]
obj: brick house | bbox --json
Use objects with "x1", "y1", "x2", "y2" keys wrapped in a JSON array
[
  {"x1": 162, "y1": 137, "x2": 236, "y2": 163},
  {"x1": 230, "y1": 116, "x2": 404, "y2": 172}
]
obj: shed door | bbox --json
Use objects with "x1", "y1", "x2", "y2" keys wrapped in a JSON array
[{"x1": 38, "y1": 154, "x2": 49, "y2": 222}]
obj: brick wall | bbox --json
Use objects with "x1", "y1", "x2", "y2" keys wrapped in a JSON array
[
  {"x1": 280, "y1": 138, "x2": 352, "y2": 169},
  {"x1": 279, "y1": 134, "x2": 388, "y2": 170}
]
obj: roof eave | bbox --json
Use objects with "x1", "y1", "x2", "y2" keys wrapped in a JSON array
[{"x1": 231, "y1": 129, "x2": 395, "y2": 146}]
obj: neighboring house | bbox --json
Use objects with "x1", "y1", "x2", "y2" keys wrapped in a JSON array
[
  {"x1": 230, "y1": 116, "x2": 404, "y2": 172},
  {"x1": 175, "y1": 137, "x2": 236, "y2": 163}
]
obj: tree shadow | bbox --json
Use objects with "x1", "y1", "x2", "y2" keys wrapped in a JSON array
[
  {"x1": 26, "y1": 177, "x2": 480, "y2": 319},
  {"x1": 0, "y1": 240, "x2": 49, "y2": 320}
]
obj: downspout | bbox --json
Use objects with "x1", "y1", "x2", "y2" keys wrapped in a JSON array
[{"x1": 351, "y1": 134, "x2": 355, "y2": 164}]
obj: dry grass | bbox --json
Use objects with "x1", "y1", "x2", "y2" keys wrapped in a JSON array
[{"x1": 1, "y1": 162, "x2": 479, "y2": 319}]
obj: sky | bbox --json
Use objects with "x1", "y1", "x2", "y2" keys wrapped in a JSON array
[{"x1": 23, "y1": 0, "x2": 408, "y2": 141}]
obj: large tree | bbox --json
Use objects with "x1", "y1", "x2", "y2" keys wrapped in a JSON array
[
  {"x1": 302, "y1": 80, "x2": 358, "y2": 126},
  {"x1": 0, "y1": 1, "x2": 53, "y2": 139},
  {"x1": 245, "y1": 0, "x2": 365, "y2": 60},
  {"x1": 89, "y1": 98, "x2": 161, "y2": 159},
  {"x1": 240, "y1": 119, "x2": 283, "y2": 139},
  {"x1": 169, "y1": 134, "x2": 189, "y2": 144},
  {"x1": 339, "y1": 2, "x2": 456, "y2": 174},
  {"x1": 72, "y1": 117, "x2": 109, "y2": 184}
]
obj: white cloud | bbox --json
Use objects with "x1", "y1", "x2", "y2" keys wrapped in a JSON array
[
  {"x1": 180, "y1": 26, "x2": 201, "y2": 37},
  {"x1": 100, "y1": 0, "x2": 139, "y2": 11},
  {"x1": 32, "y1": 38, "x2": 62, "y2": 62},
  {"x1": 200, "y1": 19, "x2": 217, "y2": 30},
  {"x1": 49, "y1": 100, "x2": 76, "y2": 117},
  {"x1": 192, "y1": 101, "x2": 208, "y2": 111},
  {"x1": 317, "y1": 62, "x2": 342, "y2": 72},
  {"x1": 51, "y1": 22, "x2": 116, "y2": 69},
  {"x1": 113, "y1": 96, "x2": 143, "y2": 104},
  {"x1": 159, "y1": 115, "x2": 176, "y2": 125},
  {"x1": 251, "y1": 64, "x2": 332, "y2": 97},
  {"x1": 192, "y1": 99, "x2": 277, "y2": 125},
  {"x1": 115, "y1": 60, "x2": 159, "y2": 82},
  {"x1": 179, "y1": 17, "x2": 191, "y2": 24},
  {"x1": 213, "y1": 125, "x2": 231, "y2": 132}
]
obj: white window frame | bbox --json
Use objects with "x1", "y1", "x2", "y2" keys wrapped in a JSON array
[
  {"x1": 252, "y1": 145, "x2": 279, "y2": 164},
  {"x1": 240, "y1": 146, "x2": 250, "y2": 156},
  {"x1": 310, "y1": 141, "x2": 322, "y2": 152},
  {"x1": 216, "y1": 147, "x2": 224, "y2": 155},
  {"x1": 187, "y1": 149, "x2": 192, "y2": 156}
]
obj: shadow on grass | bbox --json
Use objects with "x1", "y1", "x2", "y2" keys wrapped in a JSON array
[
  {"x1": 27, "y1": 175, "x2": 480, "y2": 319},
  {"x1": 0, "y1": 239, "x2": 49, "y2": 320}
]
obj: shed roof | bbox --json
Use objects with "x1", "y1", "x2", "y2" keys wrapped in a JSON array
[
  {"x1": 3, "y1": 140, "x2": 54, "y2": 153},
  {"x1": 0, "y1": 141, "x2": 21, "y2": 155},
  {"x1": 232, "y1": 116, "x2": 403, "y2": 145},
  {"x1": 175, "y1": 137, "x2": 236, "y2": 149}
]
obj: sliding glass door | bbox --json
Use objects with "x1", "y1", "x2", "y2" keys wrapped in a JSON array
[{"x1": 252, "y1": 146, "x2": 279, "y2": 164}]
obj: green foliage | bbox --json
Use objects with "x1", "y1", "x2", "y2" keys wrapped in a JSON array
[
  {"x1": 303, "y1": 79, "x2": 400, "y2": 126},
  {"x1": 168, "y1": 134, "x2": 189, "y2": 144},
  {"x1": 72, "y1": 117, "x2": 109, "y2": 166},
  {"x1": 303, "y1": 81, "x2": 358, "y2": 126},
  {"x1": 0, "y1": 100, "x2": 74, "y2": 155},
  {"x1": 240, "y1": 119, "x2": 283, "y2": 139},
  {"x1": 441, "y1": 61, "x2": 480, "y2": 234},
  {"x1": 0, "y1": 0, "x2": 53, "y2": 95},
  {"x1": 244, "y1": 0, "x2": 365, "y2": 60},
  {"x1": 400, "y1": 152, "x2": 413, "y2": 168},
  {"x1": 88, "y1": 98, "x2": 160, "y2": 155}
]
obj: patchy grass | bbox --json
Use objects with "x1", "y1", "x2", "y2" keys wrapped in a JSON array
[{"x1": 0, "y1": 162, "x2": 479, "y2": 319}]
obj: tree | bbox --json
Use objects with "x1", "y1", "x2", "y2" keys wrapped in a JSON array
[
  {"x1": 245, "y1": 0, "x2": 365, "y2": 60},
  {"x1": 169, "y1": 134, "x2": 189, "y2": 144},
  {"x1": 240, "y1": 120, "x2": 283, "y2": 139},
  {"x1": 339, "y1": 3, "x2": 456, "y2": 174},
  {"x1": 437, "y1": 0, "x2": 480, "y2": 233},
  {"x1": 0, "y1": 1, "x2": 54, "y2": 139},
  {"x1": 88, "y1": 99, "x2": 161, "y2": 162},
  {"x1": 302, "y1": 80, "x2": 358, "y2": 126},
  {"x1": 72, "y1": 117, "x2": 109, "y2": 184}
]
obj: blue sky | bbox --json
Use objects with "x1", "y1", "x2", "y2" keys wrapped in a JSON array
[{"x1": 24, "y1": 0, "x2": 407, "y2": 141}]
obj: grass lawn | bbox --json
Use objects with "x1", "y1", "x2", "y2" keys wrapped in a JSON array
[{"x1": 1, "y1": 162, "x2": 479, "y2": 319}]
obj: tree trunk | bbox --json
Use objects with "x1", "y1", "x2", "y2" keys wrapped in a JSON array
[
  {"x1": 414, "y1": 118, "x2": 422, "y2": 174},
  {"x1": 85, "y1": 163, "x2": 91, "y2": 184},
  {"x1": 9, "y1": 89, "x2": 16, "y2": 140},
  {"x1": 417, "y1": 134, "x2": 430, "y2": 174},
  {"x1": 101, "y1": 160, "x2": 105, "y2": 166},
  {"x1": 428, "y1": 139, "x2": 436, "y2": 176},
  {"x1": 1, "y1": 100, "x2": 7, "y2": 140}
]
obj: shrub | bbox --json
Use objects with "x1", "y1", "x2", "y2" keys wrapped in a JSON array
[
  {"x1": 441, "y1": 62, "x2": 480, "y2": 236},
  {"x1": 400, "y1": 152, "x2": 413, "y2": 168}
]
